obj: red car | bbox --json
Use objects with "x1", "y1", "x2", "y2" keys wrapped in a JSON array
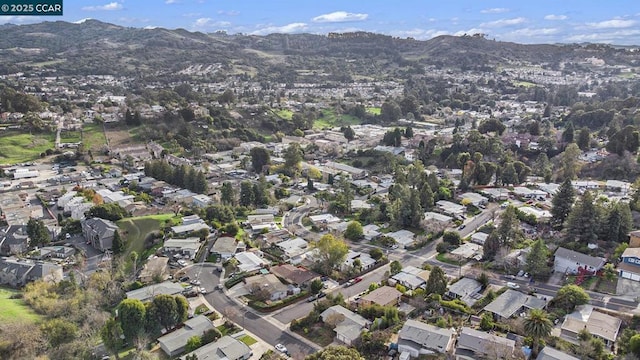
[{"x1": 353, "y1": 277, "x2": 363, "y2": 284}]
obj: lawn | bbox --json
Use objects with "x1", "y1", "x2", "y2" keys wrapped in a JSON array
[
  {"x1": 313, "y1": 109, "x2": 361, "y2": 129},
  {"x1": 81, "y1": 123, "x2": 107, "y2": 151},
  {"x1": 0, "y1": 131, "x2": 55, "y2": 164},
  {"x1": 0, "y1": 287, "x2": 41, "y2": 324},
  {"x1": 116, "y1": 213, "x2": 176, "y2": 257},
  {"x1": 366, "y1": 107, "x2": 381, "y2": 115},
  {"x1": 436, "y1": 253, "x2": 464, "y2": 266},
  {"x1": 59, "y1": 130, "x2": 82, "y2": 143},
  {"x1": 274, "y1": 109, "x2": 294, "y2": 120},
  {"x1": 239, "y1": 335, "x2": 258, "y2": 346}
]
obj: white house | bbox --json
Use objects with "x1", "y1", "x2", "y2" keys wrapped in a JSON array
[
  {"x1": 320, "y1": 305, "x2": 370, "y2": 345},
  {"x1": 554, "y1": 247, "x2": 605, "y2": 275},
  {"x1": 398, "y1": 319, "x2": 455, "y2": 357},
  {"x1": 276, "y1": 237, "x2": 309, "y2": 264},
  {"x1": 459, "y1": 192, "x2": 488, "y2": 207},
  {"x1": 234, "y1": 251, "x2": 268, "y2": 273},
  {"x1": 192, "y1": 194, "x2": 212, "y2": 208},
  {"x1": 387, "y1": 230, "x2": 416, "y2": 249},
  {"x1": 163, "y1": 238, "x2": 201, "y2": 259},
  {"x1": 435, "y1": 200, "x2": 466, "y2": 217}
]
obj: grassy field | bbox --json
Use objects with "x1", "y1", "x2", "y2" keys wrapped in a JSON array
[
  {"x1": 81, "y1": 123, "x2": 107, "y2": 151},
  {"x1": 239, "y1": 335, "x2": 258, "y2": 346},
  {"x1": 274, "y1": 109, "x2": 294, "y2": 120},
  {"x1": 0, "y1": 287, "x2": 41, "y2": 324},
  {"x1": 116, "y1": 213, "x2": 177, "y2": 257},
  {"x1": 59, "y1": 130, "x2": 82, "y2": 143},
  {"x1": 0, "y1": 131, "x2": 55, "y2": 164},
  {"x1": 313, "y1": 109, "x2": 361, "y2": 129},
  {"x1": 366, "y1": 107, "x2": 381, "y2": 115}
]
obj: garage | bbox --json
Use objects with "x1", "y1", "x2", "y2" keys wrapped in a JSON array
[{"x1": 621, "y1": 271, "x2": 640, "y2": 282}]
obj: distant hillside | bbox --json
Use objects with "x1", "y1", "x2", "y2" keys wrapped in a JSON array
[{"x1": 0, "y1": 20, "x2": 636, "y2": 77}]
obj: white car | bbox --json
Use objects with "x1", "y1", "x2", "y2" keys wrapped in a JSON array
[
  {"x1": 199, "y1": 287, "x2": 207, "y2": 294},
  {"x1": 190, "y1": 279, "x2": 201, "y2": 286},
  {"x1": 507, "y1": 282, "x2": 520, "y2": 289},
  {"x1": 275, "y1": 344, "x2": 288, "y2": 354}
]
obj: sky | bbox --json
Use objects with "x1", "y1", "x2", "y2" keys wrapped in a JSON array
[{"x1": 1, "y1": 0, "x2": 640, "y2": 45}]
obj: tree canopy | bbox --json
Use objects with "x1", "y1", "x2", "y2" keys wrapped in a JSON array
[{"x1": 313, "y1": 234, "x2": 349, "y2": 276}]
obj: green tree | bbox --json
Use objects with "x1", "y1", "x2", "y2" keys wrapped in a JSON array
[
  {"x1": 220, "y1": 182, "x2": 235, "y2": 206},
  {"x1": 41, "y1": 318, "x2": 78, "y2": 348},
  {"x1": 283, "y1": 142, "x2": 304, "y2": 177},
  {"x1": 565, "y1": 191, "x2": 599, "y2": 244},
  {"x1": 118, "y1": 298, "x2": 146, "y2": 340},
  {"x1": 239, "y1": 181, "x2": 255, "y2": 207},
  {"x1": 559, "y1": 143, "x2": 581, "y2": 181},
  {"x1": 501, "y1": 162, "x2": 519, "y2": 185},
  {"x1": 443, "y1": 231, "x2": 462, "y2": 246},
  {"x1": 425, "y1": 266, "x2": 447, "y2": 296},
  {"x1": 310, "y1": 279, "x2": 324, "y2": 294},
  {"x1": 480, "y1": 312, "x2": 494, "y2": 330},
  {"x1": 404, "y1": 126, "x2": 414, "y2": 138},
  {"x1": 551, "y1": 179, "x2": 576, "y2": 229},
  {"x1": 344, "y1": 221, "x2": 364, "y2": 241},
  {"x1": 388, "y1": 184, "x2": 423, "y2": 228},
  {"x1": 390, "y1": 260, "x2": 402, "y2": 275},
  {"x1": 175, "y1": 295, "x2": 189, "y2": 323},
  {"x1": 249, "y1": 147, "x2": 271, "y2": 173},
  {"x1": 305, "y1": 345, "x2": 365, "y2": 360},
  {"x1": 151, "y1": 294, "x2": 180, "y2": 331},
  {"x1": 185, "y1": 335, "x2": 202, "y2": 352},
  {"x1": 100, "y1": 318, "x2": 123, "y2": 360},
  {"x1": 553, "y1": 284, "x2": 589, "y2": 312},
  {"x1": 492, "y1": 205, "x2": 524, "y2": 249},
  {"x1": 342, "y1": 126, "x2": 355, "y2": 142},
  {"x1": 130, "y1": 251, "x2": 139, "y2": 276},
  {"x1": 523, "y1": 309, "x2": 553, "y2": 356},
  {"x1": 629, "y1": 334, "x2": 640, "y2": 357},
  {"x1": 88, "y1": 203, "x2": 128, "y2": 221},
  {"x1": 525, "y1": 239, "x2": 551, "y2": 278},
  {"x1": 563, "y1": 121, "x2": 575, "y2": 143},
  {"x1": 312, "y1": 234, "x2": 349, "y2": 276},
  {"x1": 26, "y1": 217, "x2": 50, "y2": 248},
  {"x1": 112, "y1": 230, "x2": 125, "y2": 256},
  {"x1": 577, "y1": 127, "x2": 591, "y2": 150},
  {"x1": 604, "y1": 201, "x2": 632, "y2": 244}
]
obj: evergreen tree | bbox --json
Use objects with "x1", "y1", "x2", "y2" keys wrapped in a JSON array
[
  {"x1": 283, "y1": 142, "x2": 303, "y2": 177},
  {"x1": 562, "y1": 121, "x2": 575, "y2": 143},
  {"x1": 425, "y1": 266, "x2": 447, "y2": 296},
  {"x1": 239, "y1": 181, "x2": 255, "y2": 207},
  {"x1": 111, "y1": 230, "x2": 125, "y2": 255},
  {"x1": 551, "y1": 179, "x2": 576, "y2": 229},
  {"x1": 419, "y1": 182, "x2": 434, "y2": 211},
  {"x1": 220, "y1": 182, "x2": 235, "y2": 206},
  {"x1": 604, "y1": 201, "x2": 632, "y2": 244},
  {"x1": 565, "y1": 191, "x2": 599, "y2": 244},
  {"x1": 404, "y1": 126, "x2": 414, "y2": 138},
  {"x1": 493, "y1": 205, "x2": 523, "y2": 249},
  {"x1": 483, "y1": 231, "x2": 501, "y2": 261},
  {"x1": 249, "y1": 147, "x2": 270, "y2": 173},
  {"x1": 525, "y1": 239, "x2": 550, "y2": 278},
  {"x1": 342, "y1": 126, "x2": 355, "y2": 142},
  {"x1": 194, "y1": 171, "x2": 208, "y2": 194},
  {"x1": 26, "y1": 218, "x2": 50, "y2": 248},
  {"x1": 577, "y1": 127, "x2": 591, "y2": 150}
]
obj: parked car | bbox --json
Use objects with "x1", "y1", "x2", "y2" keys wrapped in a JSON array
[
  {"x1": 179, "y1": 276, "x2": 190, "y2": 282},
  {"x1": 275, "y1": 344, "x2": 288, "y2": 354},
  {"x1": 353, "y1": 277, "x2": 363, "y2": 284},
  {"x1": 507, "y1": 282, "x2": 520, "y2": 289},
  {"x1": 317, "y1": 291, "x2": 326, "y2": 299},
  {"x1": 307, "y1": 295, "x2": 317, "y2": 302},
  {"x1": 190, "y1": 279, "x2": 201, "y2": 286},
  {"x1": 344, "y1": 279, "x2": 355, "y2": 287}
]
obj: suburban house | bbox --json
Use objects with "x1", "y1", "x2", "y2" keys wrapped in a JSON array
[
  {"x1": 81, "y1": 217, "x2": 119, "y2": 252},
  {"x1": 423, "y1": 212, "x2": 453, "y2": 232},
  {"x1": 308, "y1": 214, "x2": 342, "y2": 228},
  {"x1": 234, "y1": 251, "x2": 269, "y2": 273},
  {"x1": 138, "y1": 256, "x2": 169, "y2": 283},
  {"x1": 163, "y1": 237, "x2": 201, "y2": 260},
  {"x1": 619, "y1": 247, "x2": 640, "y2": 281},
  {"x1": 435, "y1": 200, "x2": 466, "y2": 218},
  {"x1": 536, "y1": 346, "x2": 580, "y2": 360},
  {"x1": 397, "y1": 319, "x2": 455, "y2": 357},
  {"x1": 387, "y1": 230, "x2": 416, "y2": 249},
  {"x1": 629, "y1": 230, "x2": 640, "y2": 247},
  {"x1": 390, "y1": 266, "x2": 430, "y2": 290},
  {"x1": 0, "y1": 258, "x2": 63, "y2": 287},
  {"x1": 246, "y1": 214, "x2": 277, "y2": 233},
  {"x1": 483, "y1": 289, "x2": 547, "y2": 321},
  {"x1": 158, "y1": 315, "x2": 215, "y2": 357},
  {"x1": 446, "y1": 277, "x2": 483, "y2": 305},
  {"x1": 470, "y1": 232, "x2": 489, "y2": 245},
  {"x1": 125, "y1": 281, "x2": 185, "y2": 302},
  {"x1": 342, "y1": 250, "x2": 376, "y2": 272},
  {"x1": 210, "y1": 237, "x2": 239, "y2": 261},
  {"x1": 320, "y1": 305, "x2": 370, "y2": 346},
  {"x1": 31, "y1": 246, "x2": 75, "y2": 260},
  {"x1": 0, "y1": 225, "x2": 30, "y2": 255},
  {"x1": 560, "y1": 305, "x2": 621, "y2": 348},
  {"x1": 359, "y1": 286, "x2": 402, "y2": 308},
  {"x1": 179, "y1": 335, "x2": 252, "y2": 360},
  {"x1": 244, "y1": 273, "x2": 290, "y2": 301},
  {"x1": 323, "y1": 161, "x2": 367, "y2": 179},
  {"x1": 191, "y1": 194, "x2": 212, "y2": 208},
  {"x1": 362, "y1": 224, "x2": 381, "y2": 241},
  {"x1": 270, "y1": 264, "x2": 319, "y2": 287},
  {"x1": 171, "y1": 215, "x2": 210, "y2": 235},
  {"x1": 275, "y1": 237, "x2": 309, "y2": 264},
  {"x1": 459, "y1": 192, "x2": 488, "y2": 207},
  {"x1": 456, "y1": 327, "x2": 516, "y2": 359},
  {"x1": 553, "y1": 247, "x2": 606, "y2": 275}
]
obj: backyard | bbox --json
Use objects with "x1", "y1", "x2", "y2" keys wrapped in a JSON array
[
  {"x1": 116, "y1": 213, "x2": 178, "y2": 257},
  {"x1": 0, "y1": 131, "x2": 55, "y2": 164},
  {"x1": 0, "y1": 287, "x2": 41, "y2": 324},
  {"x1": 313, "y1": 109, "x2": 361, "y2": 129},
  {"x1": 59, "y1": 130, "x2": 82, "y2": 143}
]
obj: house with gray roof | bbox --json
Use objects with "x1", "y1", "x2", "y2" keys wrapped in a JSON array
[
  {"x1": 171, "y1": 215, "x2": 210, "y2": 235},
  {"x1": 398, "y1": 319, "x2": 455, "y2": 357},
  {"x1": 456, "y1": 327, "x2": 516, "y2": 359},
  {"x1": 553, "y1": 247, "x2": 605, "y2": 275},
  {"x1": 561, "y1": 305, "x2": 621, "y2": 347},
  {"x1": 483, "y1": 289, "x2": 547, "y2": 321},
  {"x1": 446, "y1": 277, "x2": 483, "y2": 305},
  {"x1": 210, "y1": 236, "x2": 239, "y2": 260},
  {"x1": 537, "y1": 346, "x2": 580, "y2": 360},
  {"x1": 0, "y1": 258, "x2": 63, "y2": 287},
  {"x1": 320, "y1": 305, "x2": 370, "y2": 346},
  {"x1": 158, "y1": 315, "x2": 215, "y2": 357},
  {"x1": 125, "y1": 281, "x2": 185, "y2": 302},
  {"x1": 81, "y1": 217, "x2": 119, "y2": 252},
  {"x1": 163, "y1": 237, "x2": 201, "y2": 259},
  {"x1": 179, "y1": 335, "x2": 252, "y2": 360},
  {"x1": 0, "y1": 225, "x2": 30, "y2": 256}
]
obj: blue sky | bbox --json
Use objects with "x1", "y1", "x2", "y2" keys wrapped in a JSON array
[{"x1": 2, "y1": 0, "x2": 640, "y2": 44}]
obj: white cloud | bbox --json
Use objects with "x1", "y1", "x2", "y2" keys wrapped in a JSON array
[
  {"x1": 144, "y1": 26, "x2": 158, "y2": 30},
  {"x1": 312, "y1": 11, "x2": 368, "y2": 23},
  {"x1": 73, "y1": 18, "x2": 93, "y2": 24},
  {"x1": 544, "y1": 14, "x2": 568, "y2": 21},
  {"x1": 165, "y1": 0, "x2": 179, "y2": 4},
  {"x1": 182, "y1": 12, "x2": 201, "y2": 18},
  {"x1": 480, "y1": 17, "x2": 526, "y2": 28},
  {"x1": 82, "y1": 2, "x2": 123, "y2": 11},
  {"x1": 191, "y1": 18, "x2": 231, "y2": 30},
  {"x1": 0, "y1": 16, "x2": 41, "y2": 24},
  {"x1": 194, "y1": 18, "x2": 211, "y2": 27},
  {"x1": 586, "y1": 19, "x2": 636, "y2": 29},
  {"x1": 481, "y1": 8, "x2": 509, "y2": 14},
  {"x1": 565, "y1": 29, "x2": 640, "y2": 43},
  {"x1": 250, "y1": 22, "x2": 308, "y2": 35}
]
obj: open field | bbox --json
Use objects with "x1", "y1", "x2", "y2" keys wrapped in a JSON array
[
  {"x1": 59, "y1": 130, "x2": 82, "y2": 143},
  {"x1": 0, "y1": 287, "x2": 41, "y2": 324},
  {"x1": 117, "y1": 213, "x2": 176, "y2": 257},
  {"x1": 274, "y1": 109, "x2": 294, "y2": 120},
  {"x1": 366, "y1": 107, "x2": 381, "y2": 115},
  {"x1": 81, "y1": 123, "x2": 107, "y2": 151},
  {"x1": 0, "y1": 131, "x2": 55, "y2": 164},
  {"x1": 105, "y1": 125, "x2": 142, "y2": 148},
  {"x1": 313, "y1": 109, "x2": 361, "y2": 129}
]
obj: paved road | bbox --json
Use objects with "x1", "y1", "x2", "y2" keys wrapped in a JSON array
[{"x1": 180, "y1": 264, "x2": 319, "y2": 358}]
